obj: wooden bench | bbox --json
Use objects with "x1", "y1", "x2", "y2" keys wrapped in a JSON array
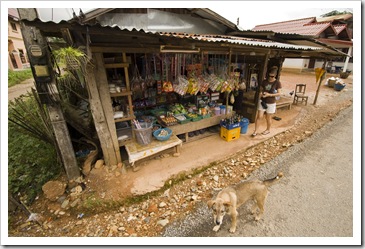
[
  {"x1": 124, "y1": 134, "x2": 182, "y2": 170},
  {"x1": 276, "y1": 96, "x2": 292, "y2": 110}
]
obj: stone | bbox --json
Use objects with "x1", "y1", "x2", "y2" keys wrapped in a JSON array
[
  {"x1": 159, "y1": 202, "x2": 167, "y2": 208},
  {"x1": 94, "y1": 159, "x2": 104, "y2": 169},
  {"x1": 157, "y1": 219, "x2": 169, "y2": 227},
  {"x1": 147, "y1": 204, "x2": 158, "y2": 213},
  {"x1": 61, "y1": 199, "x2": 69, "y2": 209},
  {"x1": 70, "y1": 198, "x2": 81, "y2": 208},
  {"x1": 163, "y1": 189, "x2": 170, "y2": 198},
  {"x1": 42, "y1": 180, "x2": 67, "y2": 201},
  {"x1": 213, "y1": 175, "x2": 219, "y2": 182}
]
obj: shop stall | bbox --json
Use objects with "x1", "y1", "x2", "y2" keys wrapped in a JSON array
[
  {"x1": 105, "y1": 51, "x2": 245, "y2": 145},
  {"x1": 19, "y1": 7, "x2": 344, "y2": 170}
]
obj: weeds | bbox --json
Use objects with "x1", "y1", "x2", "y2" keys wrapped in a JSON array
[{"x1": 8, "y1": 69, "x2": 33, "y2": 87}]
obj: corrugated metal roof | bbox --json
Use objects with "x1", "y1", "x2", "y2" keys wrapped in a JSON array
[
  {"x1": 157, "y1": 33, "x2": 320, "y2": 50},
  {"x1": 20, "y1": 14, "x2": 345, "y2": 55}
]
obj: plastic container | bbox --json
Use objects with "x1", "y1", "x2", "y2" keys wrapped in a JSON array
[
  {"x1": 334, "y1": 83, "x2": 346, "y2": 91},
  {"x1": 153, "y1": 128, "x2": 172, "y2": 141},
  {"x1": 214, "y1": 107, "x2": 221, "y2": 116},
  {"x1": 133, "y1": 122, "x2": 153, "y2": 145},
  {"x1": 220, "y1": 105, "x2": 226, "y2": 115},
  {"x1": 240, "y1": 118, "x2": 249, "y2": 134},
  {"x1": 227, "y1": 106, "x2": 233, "y2": 114}
]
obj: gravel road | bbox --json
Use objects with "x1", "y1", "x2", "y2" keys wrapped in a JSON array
[{"x1": 163, "y1": 104, "x2": 358, "y2": 245}]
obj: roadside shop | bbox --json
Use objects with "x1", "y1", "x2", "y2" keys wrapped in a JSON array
[{"x1": 19, "y1": 8, "x2": 345, "y2": 173}]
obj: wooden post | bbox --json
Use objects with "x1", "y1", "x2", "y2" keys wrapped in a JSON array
[
  {"x1": 84, "y1": 55, "x2": 119, "y2": 166},
  {"x1": 17, "y1": 8, "x2": 80, "y2": 181},
  {"x1": 92, "y1": 53, "x2": 121, "y2": 164},
  {"x1": 313, "y1": 60, "x2": 327, "y2": 105}
]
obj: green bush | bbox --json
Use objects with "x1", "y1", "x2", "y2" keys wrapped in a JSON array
[
  {"x1": 8, "y1": 96, "x2": 62, "y2": 204},
  {"x1": 8, "y1": 69, "x2": 33, "y2": 88}
]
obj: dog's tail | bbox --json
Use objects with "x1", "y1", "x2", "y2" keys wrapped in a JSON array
[{"x1": 263, "y1": 172, "x2": 283, "y2": 187}]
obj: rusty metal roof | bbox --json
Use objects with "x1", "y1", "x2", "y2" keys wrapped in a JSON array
[
  {"x1": 333, "y1": 24, "x2": 347, "y2": 35},
  {"x1": 252, "y1": 17, "x2": 333, "y2": 36}
]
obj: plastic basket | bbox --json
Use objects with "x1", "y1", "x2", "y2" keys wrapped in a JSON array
[
  {"x1": 133, "y1": 122, "x2": 153, "y2": 145},
  {"x1": 334, "y1": 83, "x2": 346, "y2": 91},
  {"x1": 220, "y1": 127, "x2": 240, "y2": 142},
  {"x1": 153, "y1": 128, "x2": 172, "y2": 141},
  {"x1": 220, "y1": 121, "x2": 241, "y2": 130}
]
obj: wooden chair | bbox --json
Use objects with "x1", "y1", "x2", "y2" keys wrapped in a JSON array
[{"x1": 293, "y1": 84, "x2": 308, "y2": 105}]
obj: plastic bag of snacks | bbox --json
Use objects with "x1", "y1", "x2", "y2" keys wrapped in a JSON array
[{"x1": 174, "y1": 76, "x2": 189, "y2": 96}]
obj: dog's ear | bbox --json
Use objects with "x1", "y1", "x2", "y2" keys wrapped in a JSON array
[
  {"x1": 207, "y1": 200, "x2": 215, "y2": 209},
  {"x1": 223, "y1": 201, "x2": 232, "y2": 207}
]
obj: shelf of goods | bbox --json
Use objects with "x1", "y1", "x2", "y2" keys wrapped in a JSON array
[{"x1": 104, "y1": 53, "x2": 135, "y2": 146}]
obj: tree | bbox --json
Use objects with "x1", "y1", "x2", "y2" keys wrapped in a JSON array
[
  {"x1": 320, "y1": 10, "x2": 353, "y2": 17},
  {"x1": 320, "y1": 10, "x2": 353, "y2": 30}
]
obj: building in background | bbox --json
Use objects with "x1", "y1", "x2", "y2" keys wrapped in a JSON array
[
  {"x1": 8, "y1": 8, "x2": 30, "y2": 70},
  {"x1": 252, "y1": 14, "x2": 353, "y2": 73}
]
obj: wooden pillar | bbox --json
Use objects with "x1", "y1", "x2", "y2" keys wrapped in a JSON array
[
  {"x1": 84, "y1": 55, "x2": 120, "y2": 166},
  {"x1": 17, "y1": 8, "x2": 80, "y2": 181}
]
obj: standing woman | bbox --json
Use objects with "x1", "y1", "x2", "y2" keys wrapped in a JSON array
[{"x1": 251, "y1": 66, "x2": 282, "y2": 137}]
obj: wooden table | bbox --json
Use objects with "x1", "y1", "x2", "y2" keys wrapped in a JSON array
[{"x1": 124, "y1": 134, "x2": 182, "y2": 169}]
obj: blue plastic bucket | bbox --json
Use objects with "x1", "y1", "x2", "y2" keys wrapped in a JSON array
[{"x1": 240, "y1": 118, "x2": 249, "y2": 134}]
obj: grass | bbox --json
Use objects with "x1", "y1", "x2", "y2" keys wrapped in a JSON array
[{"x1": 8, "y1": 69, "x2": 34, "y2": 87}]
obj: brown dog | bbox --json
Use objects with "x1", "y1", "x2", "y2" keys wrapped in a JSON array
[{"x1": 207, "y1": 172, "x2": 283, "y2": 233}]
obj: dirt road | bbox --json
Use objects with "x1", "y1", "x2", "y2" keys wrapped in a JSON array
[
  {"x1": 163, "y1": 104, "x2": 358, "y2": 244},
  {"x1": 8, "y1": 78, "x2": 35, "y2": 102}
]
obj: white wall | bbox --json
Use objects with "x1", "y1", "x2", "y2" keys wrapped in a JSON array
[
  {"x1": 283, "y1": 58, "x2": 353, "y2": 72},
  {"x1": 282, "y1": 58, "x2": 309, "y2": 71}
]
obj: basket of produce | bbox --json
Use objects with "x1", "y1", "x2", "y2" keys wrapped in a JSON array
[
  {"x1": 153, "y1": 128, "x2": 172, "y2": 141},
  {"x1": 185, "y1": 113, "x2": 202, "y2": 122},
  {"x1": 174, "y1": 114, "x2": 190, "y2": 124},
  {"x1": 159, "y1": 115, "x2": 178, "y2": 126}
]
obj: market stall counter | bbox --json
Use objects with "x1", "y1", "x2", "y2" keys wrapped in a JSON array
[
  {"x1": 168, "y1": 112, "x2": 235, "y2": 142},
  {"x1": 124, "y1": 134, "x2": 182, "y2": 170}
]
